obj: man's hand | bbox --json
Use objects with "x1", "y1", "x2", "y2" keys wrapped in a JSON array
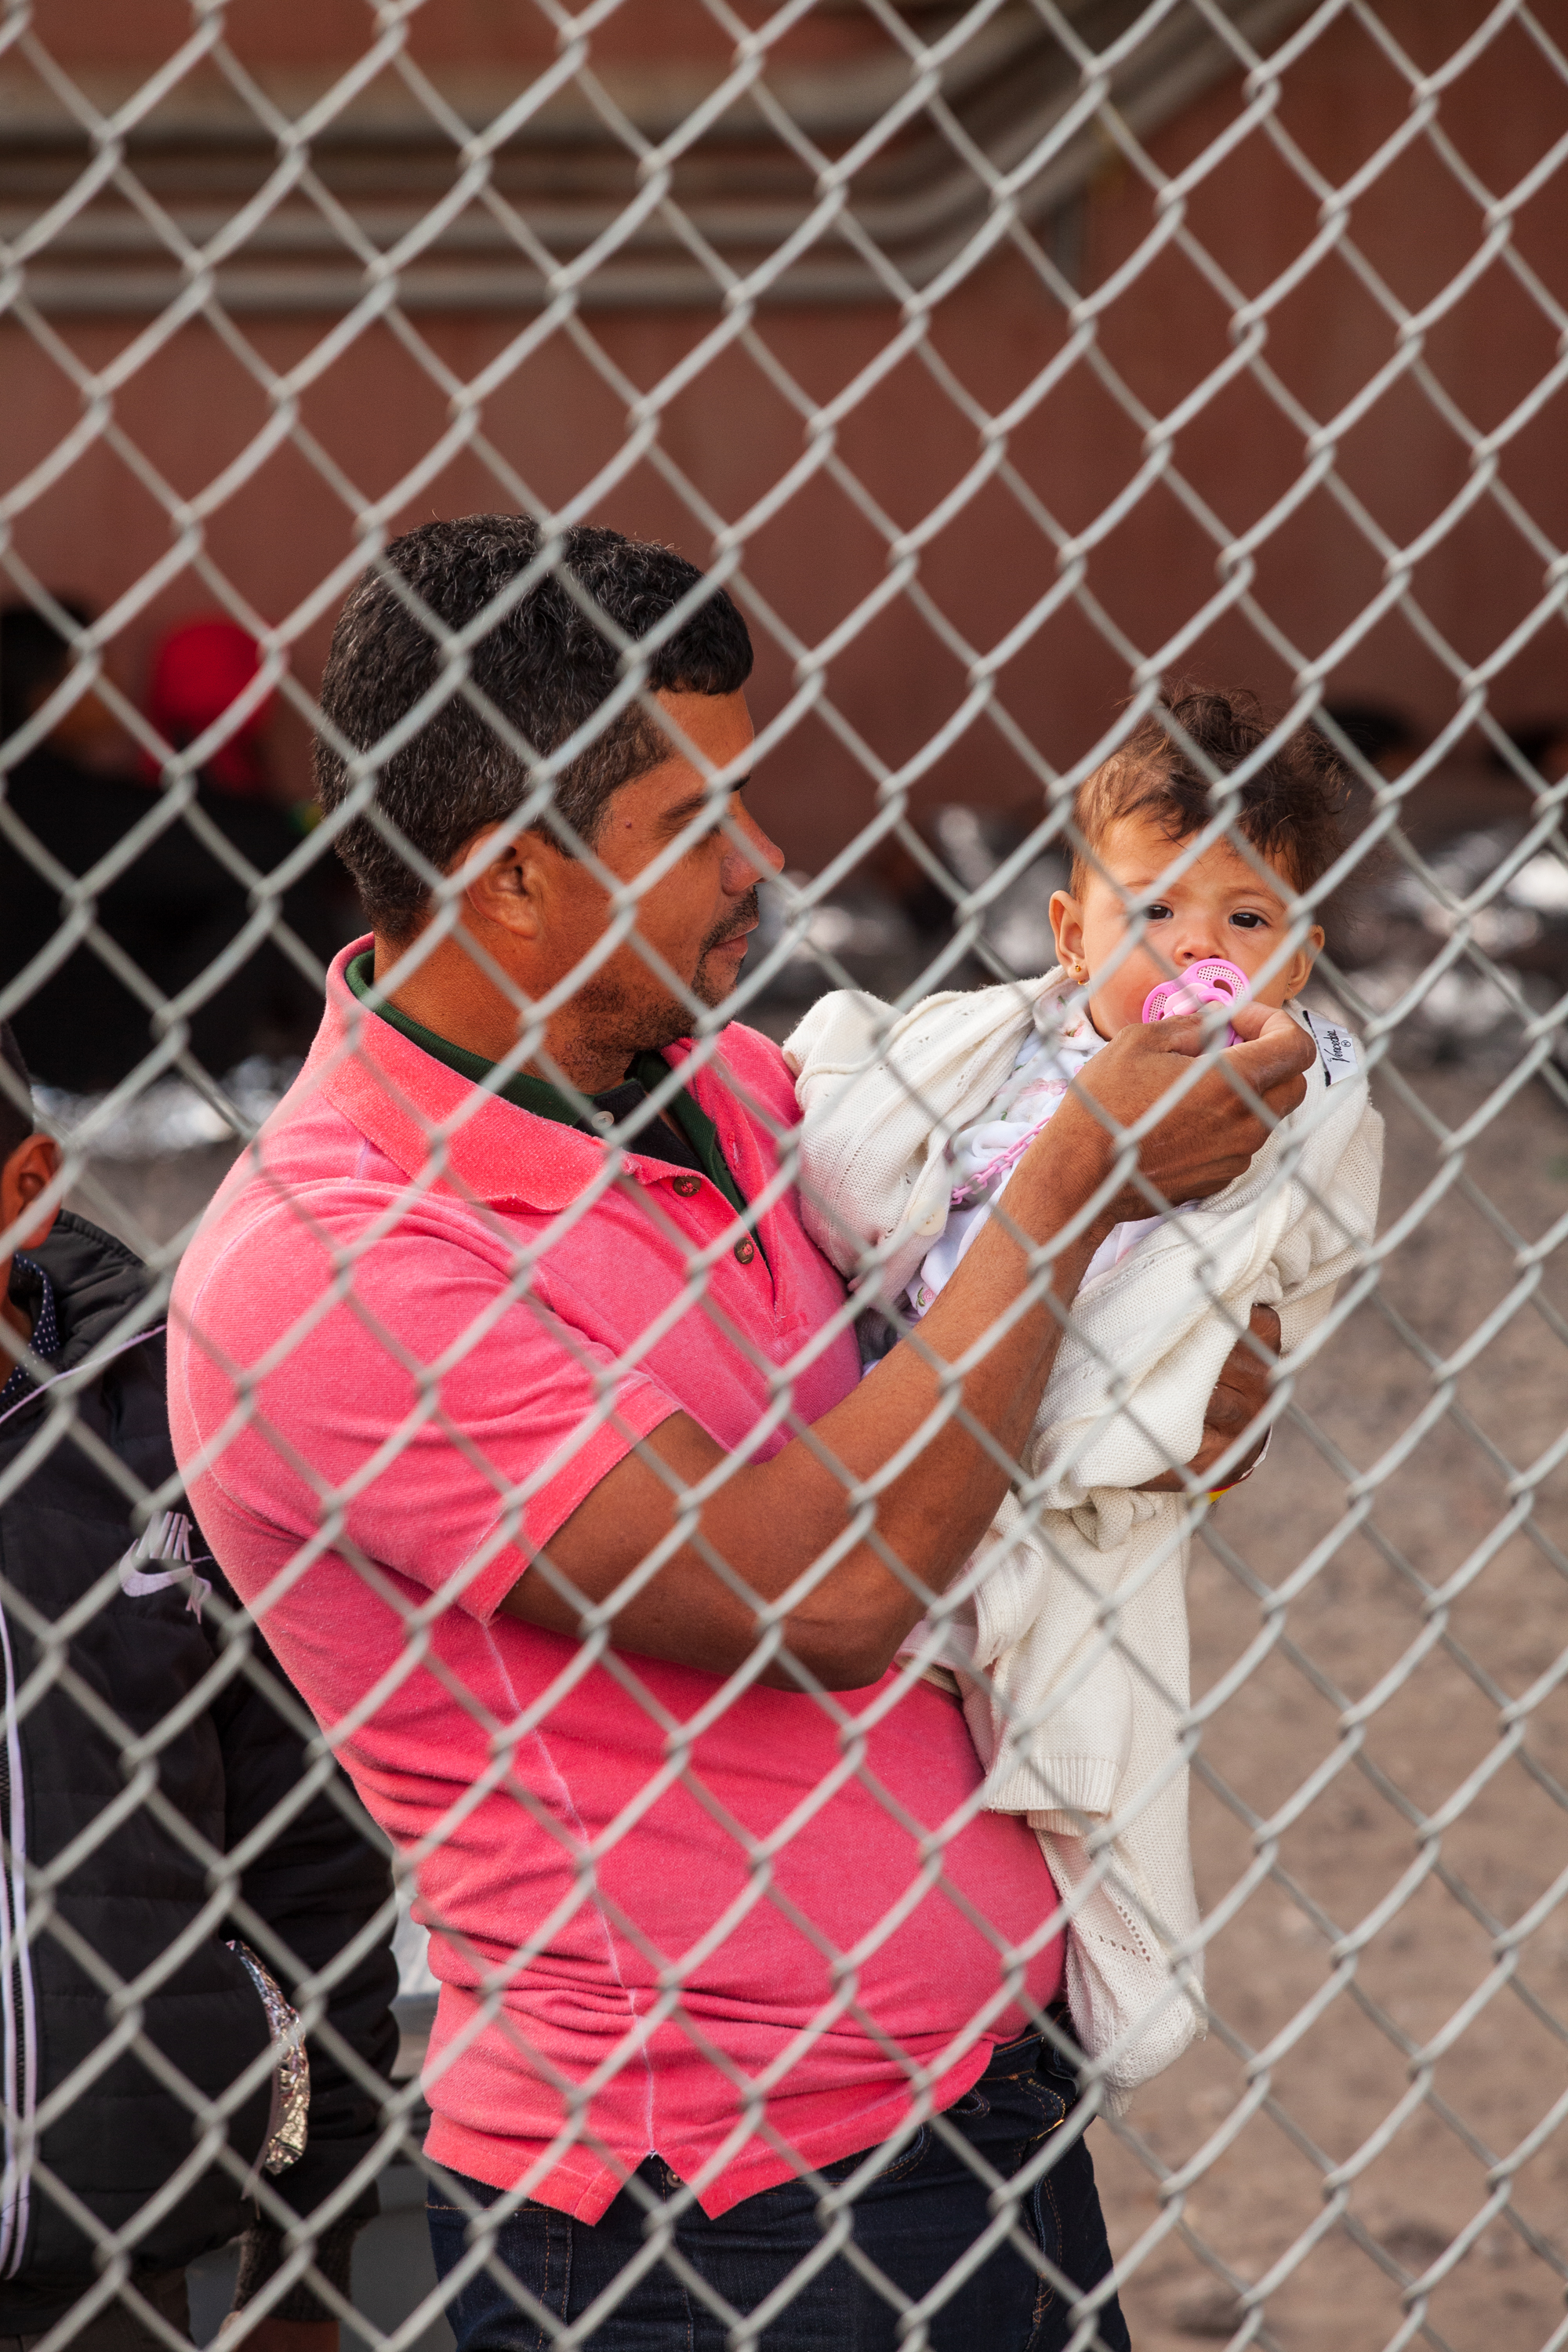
[
  {"x1": 1055, "y1": 1001, "x2": 1315, "y2": 1230},
  {"x1": 1140, "y1": 1303, "x2": 1281, "y2": 1492}
]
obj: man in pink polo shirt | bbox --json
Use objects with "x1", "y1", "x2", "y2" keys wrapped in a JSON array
[{"x1": 168, "y1": 517, "x2": 1312, "y2": 2351}]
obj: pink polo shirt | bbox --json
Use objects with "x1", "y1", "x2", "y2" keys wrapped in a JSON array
[{"x1": 168, "y1": 942, "x2": 1063, "y2": 2220}]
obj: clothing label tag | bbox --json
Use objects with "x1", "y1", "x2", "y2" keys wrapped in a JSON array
[{"x1": 1300, "y1": 1007, "x2": 1359, "y2": 1086}]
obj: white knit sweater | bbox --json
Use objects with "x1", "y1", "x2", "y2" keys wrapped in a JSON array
[{"x1": 785, "y1": 971, "x2": 1384, "y2": 2101}]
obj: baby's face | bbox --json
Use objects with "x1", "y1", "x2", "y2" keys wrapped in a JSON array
[{"x1": 1049, "y1": 811, "x2": 1324, "y2": 1038}]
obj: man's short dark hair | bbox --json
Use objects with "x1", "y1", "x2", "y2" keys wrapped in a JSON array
[
  {"x1": 1071, "y1": 682, "x2": 1349, "y2": 902},
  {"x1": 0, "y1": 1023, "x2": 35, "y2": 1167},
  {"x1": 314, "y1": 516, "x2": 754, "y2": 940}
]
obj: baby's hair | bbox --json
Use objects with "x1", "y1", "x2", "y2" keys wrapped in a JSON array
[{"x1": 1069, "y1": 683, "x2": 1349, "y2": 903}]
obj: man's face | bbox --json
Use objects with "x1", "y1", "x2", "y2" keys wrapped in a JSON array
[{"x1": 542, "y1": 688, "x2": 782, "y2": 1060}]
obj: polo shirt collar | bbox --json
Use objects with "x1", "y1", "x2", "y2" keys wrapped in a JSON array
[
  {"x1": 342, "y1": 950, "x2": 748, "y2": 1220},
  {"x1": 344, "y1": 948, "x2": 604, "y2": 1129},
  {"x1": 307, "y1": 940, "x2": 734, "y2": 1217}
]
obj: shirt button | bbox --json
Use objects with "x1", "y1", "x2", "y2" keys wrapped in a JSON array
[
  {"x1": 734, "y1": 1238, "x2": 756, "y2": 1265},
  {"x1": 671, "y1": 1174, "x2": 702, "y2": 1196}
]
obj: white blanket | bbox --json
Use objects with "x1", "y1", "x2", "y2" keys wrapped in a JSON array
[{"x1": 786, "y1": 970, "x2": 1383, "y2": 2100}]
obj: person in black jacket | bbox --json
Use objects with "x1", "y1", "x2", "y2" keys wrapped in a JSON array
[{"x1": 0, "y1": 1022, "x2": 399, "y2": 2350}]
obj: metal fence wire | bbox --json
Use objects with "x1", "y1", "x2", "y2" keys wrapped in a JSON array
[{"x1": 2, "y1": 2, "x2": 1568, "y2": 2349}]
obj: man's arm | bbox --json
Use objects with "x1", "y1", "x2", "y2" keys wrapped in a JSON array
[{"x1": 501, "y1": 1009, "x2": 1314, "y2": 1690}]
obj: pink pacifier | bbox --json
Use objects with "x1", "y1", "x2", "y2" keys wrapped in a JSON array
[{"x1": 1141, "y1": 957, "x2": 1250, "y2": 1044}]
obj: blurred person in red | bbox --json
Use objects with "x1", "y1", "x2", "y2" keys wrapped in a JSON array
[
  {"x1": 143, "y1": 616, "x2": 278, "y2": 801},
  {"x1": 140, "y1": 608, "x2": 360, "y2": 981},
  {"x1": 2, "y1": 605, "x2": 345, "y2": 1093}
]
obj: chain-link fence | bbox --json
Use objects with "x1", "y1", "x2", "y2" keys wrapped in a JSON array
[{"x1": 2, "y1": 2, "x2": 1567, "y2": 2348}]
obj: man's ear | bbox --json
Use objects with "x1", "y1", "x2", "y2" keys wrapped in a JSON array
[
  {"x1": 1050, "y1": 889, "x2": 1086, "y2": 975},
  {"x1": 1, "y1": 1134, "x2": 62, "y2": 1254},
  {"x1": 456, "y1": 823, "x2": 557, "y2": 941}
]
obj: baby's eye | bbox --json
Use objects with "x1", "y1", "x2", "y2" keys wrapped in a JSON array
[
  {"x1": 1230, "y1": 908, "x2": 1268, "y2": 930},
  {"x1": 1138, "y1": 902, "x2": 1173, "y2": 923}
]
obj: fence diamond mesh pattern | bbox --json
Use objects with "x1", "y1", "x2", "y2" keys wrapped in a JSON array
[{"x1": 1, "y1": 2, "x2": 1567, "y2": 2349}]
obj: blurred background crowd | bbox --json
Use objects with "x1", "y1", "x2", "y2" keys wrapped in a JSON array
[{"x1": 5, "y1": 586, "x2": 1566, "y2": 1127}]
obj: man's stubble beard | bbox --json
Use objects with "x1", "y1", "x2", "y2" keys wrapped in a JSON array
[{"x1": 569, "y1": 887, "x2": 760, "y2": 1067}]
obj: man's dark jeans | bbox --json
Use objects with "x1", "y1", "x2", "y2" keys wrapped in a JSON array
[{"x1": 426, "y1": 2027, "x2": 1132, "y2": 2350}]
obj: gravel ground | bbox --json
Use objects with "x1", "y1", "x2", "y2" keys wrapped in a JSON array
[
  {"x1": 1094, "y1": 1058, "x2": 1568, "y2": 2351},
  {"x1": 69, "y1": 1044, "x2": 1568, "y2": 2352}
]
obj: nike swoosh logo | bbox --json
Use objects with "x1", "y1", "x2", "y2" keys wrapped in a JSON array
[
  {"x1": 117, "y1": 1561, "x2": 212, "y2": 1619},
  {"x1": 116, "y1": 1510, "x2": 212, "y2": 1621}
]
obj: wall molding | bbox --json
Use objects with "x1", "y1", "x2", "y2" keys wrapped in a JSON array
[{"x1": 1, "y1": 1, "x2": 1313, "y2": 313}]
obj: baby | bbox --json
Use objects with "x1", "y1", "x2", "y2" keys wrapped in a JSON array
[
  {"x1": 909, "y1": 697, "x2": 1353, "y2": 1322},
  {"x1": 786, "y1": 685, "x2": 1383, "y2": 2101}
]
